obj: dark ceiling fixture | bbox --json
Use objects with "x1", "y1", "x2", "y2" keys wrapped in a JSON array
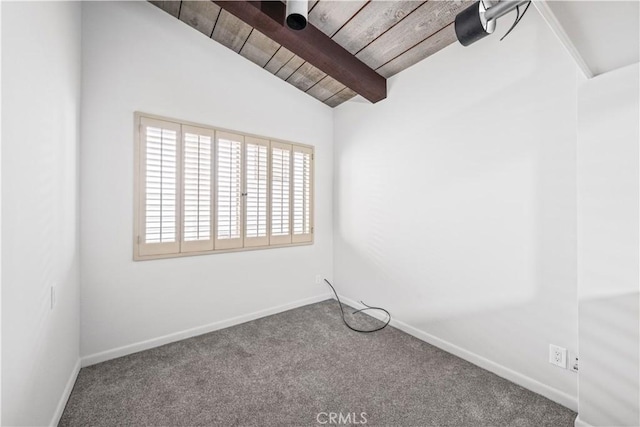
[{"x1": 455, "y1": 0, "x2": 531, "y2": 46}]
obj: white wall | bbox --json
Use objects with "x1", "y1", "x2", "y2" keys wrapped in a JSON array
[
  {"x1": 1, "y1": 2, "x2": 81, "y2": 425},
  {"x1": 577, "y1": 62, "x2": 639, "y2": 427},
  {"x1": 0, "y1": 2, "x2": 4, "y2": 422},
  {"x1": 80, "y1": 2, "x2": 333, "y2": 361},
  {"x1": 333, "y1": 10, "x2": 579, "y2": 409}
]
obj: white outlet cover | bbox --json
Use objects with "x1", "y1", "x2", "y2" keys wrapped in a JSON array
[{"x1": 549, "y1": 344, "x2": 567, "y2": 368}]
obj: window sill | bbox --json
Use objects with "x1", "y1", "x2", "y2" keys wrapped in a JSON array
[{"x1": 133, "y1": 239, "x2": 314, "y2": 261}]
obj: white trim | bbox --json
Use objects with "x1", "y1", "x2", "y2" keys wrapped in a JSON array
[
  {"x1": 574, "y1": 415, "x2": 592, "y2": 427},
  {"x1": 81, "y1": 293, "x2": 332, "y2": 367},
  {"x1": 337, "y1": 294, "x2": 579, "y2": 412},
  {"x1": 533, "y1": 0, "x2": 594, "y2": 79},
  {"x1": 50, "y1": 359, "x2": 81, "y2": 427}
]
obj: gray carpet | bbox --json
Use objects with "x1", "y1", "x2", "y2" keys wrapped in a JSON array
[{"x1": 60, "y1": 300, "x2": 576, "y2": 426}]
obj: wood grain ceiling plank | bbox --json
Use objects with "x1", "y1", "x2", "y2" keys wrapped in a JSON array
[
  {"x1": 306, "y1": 76, "x2": 346, "y2": 102},
  {"x1": 356, "y1": 0, "x2": 469, "y2": 69},
  {"x1": 324, "y1": 87, "x2": 357, "y2": 107},
  {"x1": 211, "y1": 9, "x2": 252, "y2": 53},
  {"x1": 149, "y1": 1, "x2": 181, "y2": 17},
  {"x1": 178, "y1": 1, "x2": 221, "y2": 36},
  {"x1": 309, "y1": 0, "x2": 320, "y2": 12},
  {"x1": 332, "y1": 0, "x2": 425, "y2": 55},
  {"x1": 286, "y1": 62, "x2": 327, "y2": 91},
  {"x1": 376, "y1": 23, "x2": 457, "y2": 78},
  {"x1": 308, "y1": 0, "x2": 369, "y2": 37},
  {"x1": 213, "y1": 1, "x2": 386, "y2": 103},
  {"x1": 240, "y1": 30, "x2": 281, "y2": 67},
  {"x1": 275, "y1": 55, "x2": 306, "y2": 80},
  {"x1": 264, "y1": 46, "x2": 295, "y2": 74}
]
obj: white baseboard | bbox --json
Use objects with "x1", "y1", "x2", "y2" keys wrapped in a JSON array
[
  {"x1": 337, "y1": 295, "x2": 578, "y2": 412},
  {"x1": 50, "y1": 358, "x2": 81, "y2": 427},
  {"x1": 574, "y1": 415, "x2": 591, "y2": 427},
  {"x1": 81, "y1": 293, "x2": 332, "y2": 367}
]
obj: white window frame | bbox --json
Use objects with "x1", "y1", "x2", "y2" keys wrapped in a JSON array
[
  {"x1": 292, "y1": 144, "x2": 314, "y2": 244},
  {"x1": 136, "y1": 116, "x2": 182, "y2": 257},
  {"x1": 214, "y1": 131, "x2": 244, "y2": 250},
  {"x1": 270, "y1": 141, "x2": 293, "y2": 246},
  {"x1": 244, "y1": 136, "x2": 271, "y2": 248},
  {"x1": 133, "y1": 112, "x2": 314, "y2": 261},
  {"x1": 181, "y1": 124, "x2": 215, "y2": 253}
]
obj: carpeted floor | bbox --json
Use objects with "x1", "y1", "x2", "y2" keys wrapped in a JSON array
[{"x1": 60, "y1": 300, "x2": 576, "y2": 426}]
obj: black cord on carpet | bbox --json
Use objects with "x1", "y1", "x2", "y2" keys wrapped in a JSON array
[{"x1": 323, "y1": 279, "x2": 391, "y2": 333}]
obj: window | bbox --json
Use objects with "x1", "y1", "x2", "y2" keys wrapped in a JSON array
[{"x1": 134, "y1": 113, "x2": 314, "y2": 260}]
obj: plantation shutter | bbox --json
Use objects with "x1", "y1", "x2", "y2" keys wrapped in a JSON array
[
  {"x1": 270, "y1": 141, "x2": 292, "y2": 245},
  {"x1": 292, "y1": 146, "x2": 313, "y2": 243},
  {"x1": 138, "y1": 117, "x2": 181, "y2": 256},
  {"x1": 244, "y1": 137, "x2": 270, "y2": 247},
  {"x1": 181, "y1": 125, "x2": 214, "y2": 252},
  {"x1": 215, "y1": 131, "x2": 244, "y2": 249}
]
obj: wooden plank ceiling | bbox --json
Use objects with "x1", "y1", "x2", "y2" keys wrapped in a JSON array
[{"x1": 150, "y1": 0, "x2": 470, "y2": 107}]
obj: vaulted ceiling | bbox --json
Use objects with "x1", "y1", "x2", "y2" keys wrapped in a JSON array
[
  {"x1": 150, "y1": 1, "x2": 470, "y2": 107},
  {"x1": 545, "y1": 0, "x2": 639, "y2": 76}
]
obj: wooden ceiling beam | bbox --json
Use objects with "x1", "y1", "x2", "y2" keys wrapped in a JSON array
[{"x1": 211, "y1": 0, "x2": 387, "y2": 103}]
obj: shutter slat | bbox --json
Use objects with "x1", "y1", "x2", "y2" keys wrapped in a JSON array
[
  {"x1": 271, "y1": 145, "x2": 291, "y2": 241},
  {"x1": 183, "y1": 132, "x2": 212, "y2": 243},
  {"x1": 144, "y1": 126, "x2": 178, "y2": 244},
  {"x1": 216, "y1": 136, "x2": 243, "y2": 242},
  {"x1": 292, "y1": 148, "x2": 312, "y2": 242},
  {"x1": 245, "y1": 142, "x2": 268, "y2": 239}
]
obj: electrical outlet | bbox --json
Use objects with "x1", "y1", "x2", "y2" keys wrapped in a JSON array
[
  {"x1": 570, "y1": 355, "x2": 579, "y2": 373},
  {"x1": 549, "y1": 344, "x2": 567, "y2": 368},
  {"x1": 50, "y1": 285, "x2": 56, "y2": 310},
  {"x1": 315, "y1": 275, "x2": 322, "y2": 285}
]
